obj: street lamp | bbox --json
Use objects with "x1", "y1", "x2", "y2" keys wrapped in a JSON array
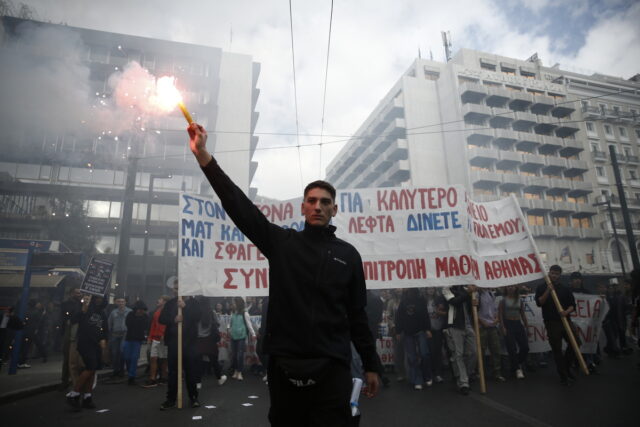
[
  {"x1": 141, "y1": 172, "x2": 172, "y2": 300},
  {"x1": 593, "y1": 198, "x2": 626, "y2": 277}
]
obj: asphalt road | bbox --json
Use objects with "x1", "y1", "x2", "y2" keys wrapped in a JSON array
[{"x1": 1, "y1": 354, "x2": 637, "y2": 427}]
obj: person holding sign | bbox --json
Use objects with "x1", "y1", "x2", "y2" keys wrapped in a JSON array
[
  {"x1": 188, "y1": 123, "x2": 379, "y2": 426},
  {"x1": 535, "y1": 265, "x2": 579, "y2": 386}
]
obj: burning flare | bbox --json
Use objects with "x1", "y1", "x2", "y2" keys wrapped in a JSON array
[{"x1": 152, "y1": 76, "x2": 193, "y2": 124}]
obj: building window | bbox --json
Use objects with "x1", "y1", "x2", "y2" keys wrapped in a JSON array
[
  {"x1": 520, "y1": 71, "x2": 535, "y2": 79},
  {"x1": 528, "y1": 89, "x2": 544, "y2": 96},
  {"x1": 581, "y1": 101, "x2": 589, "y2": 110},
  {"x1": 630, "y1": 169, "x2": 638, "y2": 180},
  {"x1": 553, "y1": 216, "x2": 569, "y2": 227},
  {"x1": 613, "y1": 106, "x2": 621, "y2": 115},
  {"x1": 527, "y1": 214, "x2": 546, "y2": 226},
  {"x1": 596, "y1": 166, "x2": 606, "y2": 177},
  {"x1": 635, "y1": 128, "x2": 640, "y2": 139},
  {"x1": 480, "y1": 62, "x2": 496, "y2": 71},
  {"x1": 590, "y1": 142, "x2": 599, "y2": 152},
  {"x1": 620, "y1": 127, "x2": 628, "y2": 138},
  {"x1": 586, "y1": 122, "x2": 595, "y2": 132},
  {"x1": 599, "y1": 104, "x2": 607, "y2": 115},
  {"x1": 604, "y1": 125, "x2": 613, "y2": 136},
  {"x1": 585, "y1": 252, "x2": 595, "y2": 265},
  {"x1": 501, "y1": 67, "x2": 516, "y2": 75}
]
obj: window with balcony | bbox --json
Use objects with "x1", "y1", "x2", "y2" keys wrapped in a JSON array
[
  {"x1": 567, "y1": 195, "x2": 587, "y2": 204},
  {"x1": 599, "y1": 104, "x2": 607, "y2": 114},
  {"x1": 483, "y1": 80, "x2": 501, "y2": 88},
  {"x1": 524, "y1": 192, "x2": 542, "y2": 200},
  {"x1": 501, "y1": 67, "x2": 516, "y2": 75},
  {"x1": 548, "y1": 93, "x2": 565, "y2": 101},
  {"x1": 581, "y1": 101, "x2": 589, "y2": 109},
  {"x1": 480, "y1": 62, "x2": 496, "y2": 71},
  {"x1": 629, "y1": 169, "x2": 637, "y2": 180},
  {"x1": 631, "y1": 109, "x2": 638, "y2": 118},
  {"x1": 596, "y1": 166, "x2": 605, "y2": 177},
  {"x1": 624, "y1": 146, "x2": 632, "y2": 157},
  {"x1": 528, "y1": 89, "x2": 544, "y2": 96},
  {"x1": 590, "y1": 142, "x2": 599, "y2": 152},
  {"x1": 613, "y1": 106, "x2": 621, "y2": 115},
  {"x1": 520, "y1": 71, "x2": 535, "y2": 79},
  {"x1": 572, "y1": 217, "x2": 591, "y2": 228},
  {"x1": 553, "y1": 216, "x2": 569, "y2": 227},
  {"x1": 458, "y1": 76, "x2": 478, "y2": 84},
  {"x1": 546, "y1": 194, "x2": 563, "y2": 201},
  {"x1": 505, "y1": 85, "x2": 522, "y2": 91},
  {"x1": 527, "y1": 214, "x2": 546, "y2": 226},
  {"x1": 586, "y1": 122, "x2": 595, "y2": 133}
]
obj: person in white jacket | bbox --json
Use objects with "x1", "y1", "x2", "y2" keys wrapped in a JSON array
[{"x1": 228, "y1": 297, "x2": 256, "y2": 380}]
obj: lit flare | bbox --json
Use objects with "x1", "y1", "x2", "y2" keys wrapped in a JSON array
[{"x1": 152, "y1": 76, "x2": 193, "y2": 124}]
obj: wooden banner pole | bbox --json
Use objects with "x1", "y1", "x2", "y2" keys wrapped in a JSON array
[
  {"x1": 177, "y1": 296, "x2": 183, "y2": 408},
  {"x1": 510, "y1": 195, "x2": 589, "y2": 376},
  {"x1": 471, "y1": 290, "x2": 487, "y2": 394}
]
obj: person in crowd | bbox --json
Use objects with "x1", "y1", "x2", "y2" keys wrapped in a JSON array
[
  {"x1": 143, "y1": 295, "x2": 170, "y2": 388},
  {"x1": 256, "y1": 296, "x2": 269, "y2": 383},
  {"x1": 17, "y1": 299, "x2": 40, "y2": 368},
  {"x1": 188, "y1": 122, "x2": 379, "y2": 426},
  {"x1": 33, "y1": 301, "x2": 49, "y2": 363},
  {"x1": 67, "y1": 294, "x2": 108, "y2": 411},
  {"x1": 366, "y1": 290, "x2": 391, "y2": 387},
  {"x1": 478, "y1": 288, "x2": 506, "y2": 382},
  {"x1": 60, "y1": 288, "x2": 83, "y2": 388},
  {"x1": 425, "y1": 287, "x2": 447, "y2": 383},
  {"x1": 159, "y1": 279, "x2": 202, "y2": 409},
  {"x1": 123, "y1": 300, "x2": 149, "y2": 385},
  {"x1": 603, "y1": 283, "x2": 622, "y2": 358},
  {"x1": 395, "y1": 288, "x2": 433, "y2": 390},
  {"x1": 442, "y1": 285, "x2": 477, "y2": 395},
  {"x1": 228, "y1": 297, "x2": 256, "y2": 381},
  {"x1": 195, "y1": 296, "x2": 226, "y2": 386},
  {"x1": 619, "y1": 280, "x2": 634, "y2": 354},
  {"x1": 569, "y1": 272, "x2": 597, "y2": 373},
  {"x1": 107, "y1": 297, "x2": 131, "y2": 378},
  {"x1": 386, "y1": 288, "x2": 406, "y2": 382},
  {"x1": 535, "y1": 265, "x2": 579, "y2": 386},
  {"x1": 0, "y1": 306, "x2": 23, "y2": 365},
  {"x1": 499, "y1": 285, "x2": 529, "y2": 379}
]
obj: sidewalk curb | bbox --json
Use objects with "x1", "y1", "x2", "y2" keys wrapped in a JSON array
[{"x1": 0, "y1": 363, "x2": 148, "y2": 405}]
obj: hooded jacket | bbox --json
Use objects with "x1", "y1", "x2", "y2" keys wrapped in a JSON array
[
  {"x1": 200, "y1": 158, "x2": 378, "y2": 373},
  {"x1": 442, "y1": 286, "x2": 473, "y2": 330}
]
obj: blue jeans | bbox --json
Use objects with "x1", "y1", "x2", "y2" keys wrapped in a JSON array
[
  {"x1": 122, "y1": 340, "x2": 142, "y2": 379},
  {"x1": 230, "y1": 339, "x2": 246, "y2": 372},
  {"x1": 403, "y1": 332, "x2": 432, "y2": 385}
]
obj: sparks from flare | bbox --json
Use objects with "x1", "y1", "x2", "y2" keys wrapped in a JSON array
[{"x1": 152, "y1": 76, "x2": 193, "y2": 124}]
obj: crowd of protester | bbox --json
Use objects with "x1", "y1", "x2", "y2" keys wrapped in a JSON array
[{"x1": 0, "y1": 267, "x2": 639, "y2": 411}]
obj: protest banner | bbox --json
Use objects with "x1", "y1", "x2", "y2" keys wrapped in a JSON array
[
  {"x1": 178, "y1": 187, "x2": 543, "y2": 297},
  {"x1": 521, "y1": 293, "x2": 609, "y2": 354},
  {"x1": 80, "y1": 257, "x2": 114, "y2": 296}
]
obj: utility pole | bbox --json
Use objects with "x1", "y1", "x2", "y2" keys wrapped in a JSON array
[
  {"x1": 441, "y1": 31, "x2": 452, "y2": 62},
  {"x1": 593, "y1": 198, "x2": 626, "y2": 277},
  {"x1": 608, "y1": 145, "x2": 640, "y2": 273},
  {"x1": 115, "y1": 154, "x2": 138, "y2": 296}
]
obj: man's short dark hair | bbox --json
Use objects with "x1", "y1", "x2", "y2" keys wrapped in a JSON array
[
  {"x1": 549, "y1": 265, "x2": 562, "y2": 273},
  {"x1": 303, "y1": 180, "x2": 336, "y2": 202},
  {"x1": 570, "y1": 271, "x2": 582, "y2": 279}
]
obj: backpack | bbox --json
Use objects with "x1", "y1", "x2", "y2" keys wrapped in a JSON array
[{"x1": 230, "y1": 313, "x2": 247, "y2": 340}]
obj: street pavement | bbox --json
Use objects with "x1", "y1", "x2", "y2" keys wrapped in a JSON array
[{"x1": 0, "y1": 352, "x2": 637, "y2": 426}]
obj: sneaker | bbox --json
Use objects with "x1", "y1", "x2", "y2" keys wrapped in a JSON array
[
  {"x1": 82, "y1": 397, "x2": 96, "y2": 409},
  {"x1": 196, "y1": 382, "x2": 202, "y2": 390},
  {"x1": 435, "y1": 375, "x2": 444, "y2": 384},
  {"x1": 237, "y1": 372, "x2": 244, "y2": 381},
  {"x1": 17, "y1": 363, "x2": 31, "y2": 369},
  {"x1": 218, "y1": 375, "x2": 228, "y2": 386},
  {"x1": 495, "y1": 375, "x2": 506, "y2": 382},
  {"x1": 142, "y1": 380, "x2": 158, "y2": 388},
  {"x1": 414, "y1": 384, "x2": 423, "y2": 390},
  {"x1": 425, "y1": 380, "x2": 433, "y2": 387},
  {"x1": 190, "y1": 399, "x2": 201, "y2": 408},
  {"x1": 160, "y1": 400, "x2": 176, "y2": 410},
  {"x1": 460, "y1": 386, "x2": 470, "y2": 395},
  {"x1": 261, "y1": 374, "x2": 268, "y2": 383},
  {"x1": 516, "y1": 369, "x2": 525, "y2": 379},
  {"x1": 232, "y1": 371, "x2": 239, "y2": 379}
]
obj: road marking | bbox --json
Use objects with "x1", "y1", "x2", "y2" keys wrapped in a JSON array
[{"x1": 470, "y1": 394, "x2": 553, "y2": 427}]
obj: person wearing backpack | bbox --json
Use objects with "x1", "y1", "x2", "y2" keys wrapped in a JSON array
[{"x1": 228, "y1": 297, "x2": 256, "y2": 381}]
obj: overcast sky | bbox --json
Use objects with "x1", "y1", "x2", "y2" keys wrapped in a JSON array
[{"x1": 13, "y1": 0, "x2": 640, "y2": 200}]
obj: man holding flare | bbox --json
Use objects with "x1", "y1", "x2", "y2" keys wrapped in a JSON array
[{"x1": 187, "y1": 122, "x2": 380, "y2": 426}]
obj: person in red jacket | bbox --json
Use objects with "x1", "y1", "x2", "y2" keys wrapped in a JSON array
[{"x1": 143, "y1": 296, "x2": 170, "y2": 388}]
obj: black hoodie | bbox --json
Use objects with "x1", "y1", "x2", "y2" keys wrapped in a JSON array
[
  {"x1": 200, "y1": 158, "x2": 378, "y2": 373},
  {"x1": 73, "y1": 297, "x2": 108, "y2": 351}
]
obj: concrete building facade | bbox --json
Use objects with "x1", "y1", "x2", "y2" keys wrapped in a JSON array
[
  {"x1": 0, "y1": 16, "x2": 260, "y2": 303},
  {"x1": 327, "y1": 48, "x2": 640, "y2": 280}
]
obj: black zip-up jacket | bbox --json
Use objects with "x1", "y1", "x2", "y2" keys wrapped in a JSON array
[
  {"x1": 201, "y1": 159, "x2": 378, "y2": 373},
  {"x1": 395, "y1": 296, "x2": 431, "y2": 336},
  {"x1": 159, "y1": 297, "x2": 201, "y2": 347},
  {"x1": 125, "y1": 311, "x2": 149, "y2": 342}
]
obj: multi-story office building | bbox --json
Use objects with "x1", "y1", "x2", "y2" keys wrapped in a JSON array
[
  {"x1": 0, "y1": 16, "x2": 260, "y2": 302},
  {"x1": 327, "y1": 48, "x2": 639, "y2": 280}
]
